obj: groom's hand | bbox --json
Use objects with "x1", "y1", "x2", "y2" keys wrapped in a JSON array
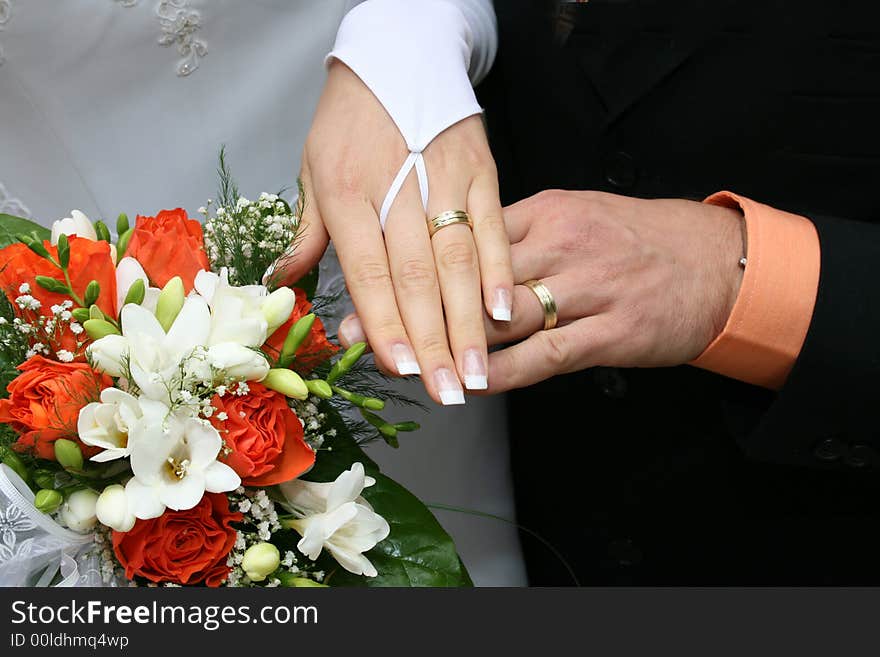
[
  {"x1": 481, "y1": 190, "x2": 745, "y2": 392},
  {"x1": 278, "y1": 61, "x2": 511, "y2": 405}
]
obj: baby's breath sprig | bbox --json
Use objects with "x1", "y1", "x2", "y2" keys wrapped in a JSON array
[{"x1": 202, "y1": 149, "x2": 300, "y2": 286}]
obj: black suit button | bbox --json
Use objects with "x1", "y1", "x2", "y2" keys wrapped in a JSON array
[
  {"x1": 814, "y1": 437, "x2": 842, "y2": 462},
  {"x1": 604, "y1": 151, "x2": 638, "y2": 189},
  {"x1": 608, "y1": 538, "x2": 643, "y2": 567},
  {"x1": 845, "y1": 444, "x2": 875, "y2": 468},
  {"x1": 593, "y1": 367, "x2": 627, "y2": 398}
]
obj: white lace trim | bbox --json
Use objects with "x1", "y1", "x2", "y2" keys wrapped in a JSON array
[
  {"x1": 0, "y1": 181, "x2": 32, "y2": 218},
  {"x1": 155, "y1": 0, "x2": 207, "y2": 77}
]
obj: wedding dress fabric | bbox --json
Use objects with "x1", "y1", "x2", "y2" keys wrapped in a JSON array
[{"x1": 0, "y1": 0, "x2": 525, "y2": 586}]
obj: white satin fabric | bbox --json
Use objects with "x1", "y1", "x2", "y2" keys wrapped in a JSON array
[{"x1": 0, "y1": 0, "x2": 525, "y2": 586}]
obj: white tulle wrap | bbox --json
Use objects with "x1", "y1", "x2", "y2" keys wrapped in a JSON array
[{"x1": 0, "y1": 464, "x2": 116, "y2": 587}]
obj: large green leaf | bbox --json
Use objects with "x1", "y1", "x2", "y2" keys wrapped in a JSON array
[
  {"x1": 301, "y1": 407, "x2": 472, "y2": 587},
  {"x1": 0, "y1": 214, "x2": 50, "y2": 249}
]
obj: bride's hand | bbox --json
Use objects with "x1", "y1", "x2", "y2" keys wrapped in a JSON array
[{"x1": 279, "y1": 61, "x2": 512, "y2": 405}]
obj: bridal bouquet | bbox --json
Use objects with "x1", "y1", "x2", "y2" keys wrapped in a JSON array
[{"x1": 0, "y1": 162, "x2": 469, "y2": 588}]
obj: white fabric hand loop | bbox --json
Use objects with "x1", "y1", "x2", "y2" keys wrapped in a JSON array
[
  {"x1": 330, "y1": 0, "x2": 497, "y2": 232},
  {"x1": 380, "y1": 150, "x2": 430, "y2": 229}
]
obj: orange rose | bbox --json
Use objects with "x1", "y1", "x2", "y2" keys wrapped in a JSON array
[
  {"x1": 263, "y1": 288, "x2": 337, "y2": 374},
  {"x1": 112, "y1": 494, "x2": 241, "y2": 587},
  {"x1": 211, "y1": 382, "x2": 315, "y2": 487},
  {"x1": 0, "y1": 237, "x2": 117, "y2": 355},
  {"x1": 125, "y1": 208, "x2": 209, "y2": 292},
  {"x1": 0, "y1": 356, "x2": 112, "y2": 460}
]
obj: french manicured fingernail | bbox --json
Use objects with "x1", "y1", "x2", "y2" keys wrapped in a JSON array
[
  {"x1": 339, "y1": 316, "x2": 366, "y2": 347},
  {"x1": 463, "y1": 348, "x2": 488, "y2": 390},
  {"x1": 492, "y1": 288, "x2": 512, "y2": 321},
  {"x1": 434, "y1": 368, "x2": 465, "y2": 405},
  {"x1": 391, "y1": 343, "x2": 421, "y2": 375}
]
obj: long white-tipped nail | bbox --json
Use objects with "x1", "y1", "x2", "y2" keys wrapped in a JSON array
[
  {"x1": 463, "y1": 348, "x2": 488, "y2": 390},
  {"x1": 391, "y1": 343, "x2": 421, "y2": 375},
  {"x1": 492, "y1": 287, "x2": 512, "y2": 321},
  {"x1": 434, "y1": 368, "x2": 465, "y2": 405},
  {"x1": 339, "y1": 315, "x2": 366, "y2": 347}
]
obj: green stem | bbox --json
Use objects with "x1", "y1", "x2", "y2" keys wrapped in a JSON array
[
  {"x1": 425, "y1": 502, "x2": 581, "y2": 587},
  {"x1": 61, "y1": 268, "x2": 85, "y2": 307}
]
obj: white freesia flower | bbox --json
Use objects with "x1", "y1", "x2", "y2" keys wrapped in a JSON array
[
  {"x1": 77, "y1": 388, "x2": 142, "y2": 462},
  {"x1": 115, "y1": 257, "x2": 161, "y2": 313},
  {"x1": 61, "y1": 489, "x2": 99, "y2": 533},
  {"x1": 194, "y1": 268, "x2": 295, "y2": 346},
  {"x1": 125, "y1": 404, "x2": 240, "y2": 519},
  {"x1": 96, "y1": 484, "x2": 136, "y2": 532},
  {"x1": 206, "y1": 342, "x2": 270, "y2": 382},
  {"x1": 51, "y1": 209, "x2": 97, "y2": 243},
  {"x1": 51, "y1": 210, "x2": 117, "y2": 263},
  {"x1": 87, "y1": 298, "x2": 212, "y2": 401},
  {"x1": 279, "y1": 463, "x2": 389, "y2": 577},
  {"x1": 86, "y1": 335, "x2": 128, "y2": 378}
]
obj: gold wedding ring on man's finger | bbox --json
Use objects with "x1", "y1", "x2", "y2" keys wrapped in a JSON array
[
  {"x1": 523, "y1": 279, "x2": 558, "y2": 331},
  {"x1": 428, "y1": 210, "x2": 473, "y2": 237}
]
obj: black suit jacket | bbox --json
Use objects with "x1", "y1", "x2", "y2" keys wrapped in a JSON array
[{"x1": 480, "y1": 0, "x2": 880, "y2": 584}]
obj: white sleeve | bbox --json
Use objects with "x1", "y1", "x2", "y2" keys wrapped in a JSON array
[{"x1": 328, "y1": 0, "x2": 498, "y2": 227}]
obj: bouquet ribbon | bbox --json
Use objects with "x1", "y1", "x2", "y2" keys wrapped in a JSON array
[{"x1": 0, "y1": 464, "x2": 94, "y2": 587}]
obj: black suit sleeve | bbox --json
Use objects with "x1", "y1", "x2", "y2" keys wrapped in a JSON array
[{"x1": 729, "y1": 215, "x2": 880, "y2": 471}]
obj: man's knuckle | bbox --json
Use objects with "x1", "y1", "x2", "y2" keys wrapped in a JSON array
[{"x1": 542, "y1": 330, "x2": 571, "y2": 367}]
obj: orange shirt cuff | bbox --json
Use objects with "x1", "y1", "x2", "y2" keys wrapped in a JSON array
[{"x1": 690, "y1": 191, "x2": 820, "y2": 390}]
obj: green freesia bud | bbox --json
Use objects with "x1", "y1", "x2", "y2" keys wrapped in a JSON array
[
  {"x1": 116, "y1": 213, "x2": 130, "y2": 236},
  {"x1": 305, "y1": 379, "x2": 333, "y2": 399},
  {"x1": 364, "y1": 398, "x2": 385, "y2": 411},
  {"x1": 54, "y1": 439, "x2": 84, "y2": 471},
  {"x1": 94, "y1": 220, "x2": 112, "y2": 243},
  {"x1": 278, "y1": 574, "x2": 328, "y2": 588},
  {"x1": 262, "y1": 368, "x2": 309, "y2": 400},
  {"x1": 156, "y1": 276, "x2": 185, "y2": 332},
  {"x1": 17, "y1": 234, "x2": 48, "y2": 259},
  {"x1": 278, "y1": 313, "x2": 315, "y2": 368},
  {"x1": 1, "y1": 448, "x2": 29, "y2": 483},
  {"x1": 327, "y1": 342, "x2": 367, "y2": 384},
  {"x1": 393, "y1": 421, "x2": 421, "y2": 433},
  {"x1": 340, "y1": 342, "x2": 367, "y2": 370},
  {"x1": 123, "y1": 278, "x2": 146, "y2": 306},
  {"x1": 88, "y1": 304, "x2": 104, "y2": 320},
  {"x1": 241, "y1": 542, "x2": 281, "y2": 582},
  {"x1": 116, "y1": 227, "x2": 134, "y2": 258},
  {"x1": 83, "y1": 280, "x2": 100, "y2": 307},
  {"x1": 71, "y1": 308, "x2": 91, "y2": 324},
  {"x1": 33, "y1": 469, "x2": 57, "y2": 490},
  {"x1": 34, "y1": 489, "x2": 63, "y2": 514},
  {"x1": 331, "y1": 386, "x2": 384, "y2": 411},
  {"x1": 35, "y1": 275, "x2": 69, "y2": 295},
  {"x1": 83, "y1": 319, "x2": 120, "y2": 340},
  {"x1": 57, "y1": 233, "x2": 70, "y2": 269},
  {"x1": 361, "y1": 409, "x2": 399, "y2": 447}
]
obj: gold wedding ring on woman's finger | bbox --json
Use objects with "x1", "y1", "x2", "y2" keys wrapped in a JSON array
[
  {"x1": 428, "y1": 210, "x2": 473, "y2": 237},
  {"x1": 523, "y1": 279, "x2": 558, "y2": 330}
]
